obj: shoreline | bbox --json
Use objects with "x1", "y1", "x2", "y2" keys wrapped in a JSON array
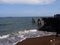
[{"x1": 15, "y1": 35, "x2": 60, "y2": 45}]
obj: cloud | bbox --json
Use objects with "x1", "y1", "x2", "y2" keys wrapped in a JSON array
[{"x1": 0, "y1": 0, "x2": 56, "y2": 4}]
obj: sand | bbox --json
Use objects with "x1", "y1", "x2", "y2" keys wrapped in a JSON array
[{"x1": 16, "y1": 35, "x2": 60, "y2": 45}]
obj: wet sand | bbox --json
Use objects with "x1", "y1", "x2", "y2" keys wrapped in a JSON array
[{"x1": 16, "y1": 35, "x2": 60, "y2": 45}]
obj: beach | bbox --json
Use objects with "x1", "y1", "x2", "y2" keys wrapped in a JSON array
[
  {"x1": 0, "y1": 17, "x2": 60, "y2": 45},
  {"x1": 16, "y1": 35, "x2": 60, "y2": 45}
]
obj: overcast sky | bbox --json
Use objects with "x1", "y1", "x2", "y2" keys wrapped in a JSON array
[{"x1": 0, "y1": 0, "x2": 60, "y2": 17}]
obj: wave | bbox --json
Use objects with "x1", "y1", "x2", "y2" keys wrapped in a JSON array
[
  {"x1": 0, "y1": 34, "x2": 10, "y2": 39},
  {"x1": 0, "y1": 29, "x2": 56, "y2": 45}
]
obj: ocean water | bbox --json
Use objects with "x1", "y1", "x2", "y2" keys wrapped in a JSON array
[
  {"x1": 0, "y1": 17, "x2": 56, "y2": 45},
  {"x1": 0, "y1": 17, "x2": 38, "y2": 35}
]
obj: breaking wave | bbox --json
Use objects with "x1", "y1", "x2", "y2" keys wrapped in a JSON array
[
  {"x1": 0, "y1": 34, "x2": 10, "y2": 39},
  {"x1": 0, "y1": 29, "x2": 56, "y2": 45}
]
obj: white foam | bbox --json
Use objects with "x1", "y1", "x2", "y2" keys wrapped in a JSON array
[
  {"x1": 18, "y1": 29, "x2": 37, "y2": 34},
  {"x1": 28, "y1": 29, "x2": 37, "y2": 32},
  {"x1": 0, "y1": 34, "x2": 10, "y2": 39},
  {"x1": 0, "y1": 29, "x2": 56, "y2": 45}
]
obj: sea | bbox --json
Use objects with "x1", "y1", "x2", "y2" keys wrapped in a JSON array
[{"x1": 0, "y1": 17, "x2": 56, "y2": 45}]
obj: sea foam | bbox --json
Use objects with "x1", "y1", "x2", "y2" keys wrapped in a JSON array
[
  {"x1": 0, "y1": 29, "x2": 56, "y2": 45},
  {"x1": 0, "y1": 34, "x2": 10, "y2": 39}
]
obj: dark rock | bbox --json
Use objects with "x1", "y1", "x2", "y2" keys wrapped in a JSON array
[
  {"x1": 38, "y1": 14, "x2": 60, "y2": 34},
  {"x1": 32, "y1": 18, "x2": 35, "y2": 25}
]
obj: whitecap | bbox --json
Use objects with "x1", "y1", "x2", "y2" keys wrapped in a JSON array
[{"x1": 0, "y1": 34, "x2": 10, "y2": 39}]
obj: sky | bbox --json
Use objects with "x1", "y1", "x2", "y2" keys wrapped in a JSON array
[{"x1": 0, "y1": 0, "x2": 60, "y2": 17}]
